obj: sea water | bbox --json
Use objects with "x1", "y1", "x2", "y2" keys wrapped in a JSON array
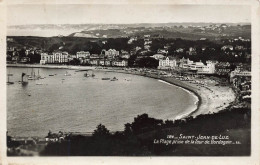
[{"x1": 7, "y1": 67, "x2": 197, "y2": 137}]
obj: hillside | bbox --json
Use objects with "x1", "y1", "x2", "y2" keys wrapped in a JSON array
[
  {"x1": 8, "y1": 23, "x2": 251, "y2": 39},
  {"x1": 7, "y1": 36, "x2": 106, "y2": 54}
]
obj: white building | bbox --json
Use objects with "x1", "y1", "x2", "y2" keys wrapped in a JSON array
[
  {"x1": 76, "y1": 51, "x2": 90, "y2": 59},
  {"x1": 179, "y1": 57, "x2": 194, "y2": 69},
  {"x1": 230, "y1": 68, "x2": 251, "y2": 79},
  {"x1": 40, "y1": 51, "x2": 69, "y2": 64},
  {"x1": 221, "y1": 45, "x2": 234, "y2": 51},
  {"x1": 104, "y1": 49, "x2": 119, "y2": 58},
  {"x1": 99, "y1": 60, "x2": 111, "y2": 66},
  {"x1": 157, "y1": 49, "x2": 168, "y2": 55},
  {"x1": 121, "y1": 54, "x2": 130, "y2": 59},
  {"x1": 158, "y1": 57, "x2": 177, "y2": 69},
  {"x1": 112, "y1": 60, "x2": 128, "y2": 67},
  {"x1": 179, "y1": 58, "x2": 216, "y2": 74},
  {"x1": 185, "y1": 60, "x2": 216, "y2": 74},
  {"x1": 150, "y1": 54, "x2": 165, "y2": 60}
]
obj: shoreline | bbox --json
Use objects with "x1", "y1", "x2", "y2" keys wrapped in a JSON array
[
  {"x1": 107, "y1": 69, "x2": 202, "y2": 120},
  {"x1": 7, "y1": 63, "x2": 95, "y2": 70},
  {"x1": 7, "y1": 63, "x2": 235, "y2": 122},
  {"x1": 106, "y1": 70, "x2": 202, "y2": 120}
]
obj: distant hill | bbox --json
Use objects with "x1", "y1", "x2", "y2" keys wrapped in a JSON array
[
  {"x1": 68, "y1": 25, "x2": 251, "y2": 40},
  {"x1": 7, "y1": 36, "x2": 107, "y2": 54},
  {"x1": 8, "y1": 23, "x2": 251, "y2": 38},
  {"x1": 7, "y1": 23, "x2": 251, "y2": 55}
]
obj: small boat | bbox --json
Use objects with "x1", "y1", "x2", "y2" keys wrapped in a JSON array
[
  {"x1": 49, "y1": 74, "x2": 55, "y2": 76},
  {"x1": 90, "y1": 70, "x2": 95, "y2": 77},
  {"x1": 28, "y1": 76, "x2": 34, "y2": 80},
  {"x1": 84, "y1": 73, "x2": 90, "y2": 77},
  {"x1": 64, "y1": 71, "x2": 71, "y2": 76},
  {"x1": 7, "y1": 82, "x2": 14, "y2": 85},
  {"x1": 102, "y1": 78, "x2": 110, "y2": 80},
  {"x1": 28, "y1": 94, "x2": 31, "y2": 96},
  {"x1": 7, "y1": 74, "x2": 14, "y2": 85},
  {"x1": 110, "y1": 77, "x2": 118, "y2": 81},
  {"x1": 36, "y1": 83, "x2": 43, "y2": 85},
  {"x1": 21, "y1": 73, "x2": 28, "y2": 86},
  {"x1": 34, "y1": 69, "x2": 41, "y2": 80}
]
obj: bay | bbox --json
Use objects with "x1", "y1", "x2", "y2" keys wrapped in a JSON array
[{"x1": 7, "y1": 67, "x2": 197, "y2": 137}]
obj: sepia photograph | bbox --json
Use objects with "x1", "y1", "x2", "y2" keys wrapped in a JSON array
[{"x1": 1, "y1": 0, "x2": 260, "y2": 164}]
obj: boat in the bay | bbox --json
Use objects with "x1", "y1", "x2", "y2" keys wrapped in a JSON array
[
  {"x1": 84, "y1": 73, "x2": 90, "y2": 77},
  {"x1": 64, "y1": 71, "x2": 71, "y2": 76},
  {"x1": 7, "y1": 73, "x2": 14, "y2": 85},
  {"x1": 28, "y1": 75, "x2": 34, "y2": 80},
  {"x1": 110, "y1": 77, "x2": 118, "y2": 81},
  {"x1": 91, "y1": 72, "x2": 95, "y2": 77},
  {"x1": 20, "y1": 73, "x2": 28, "y2": 86},
  {"x1": 102, "y1": 78, "x2": 110, "y2": 80},
  {"x1": 27, "y1": 68, "x2": 38, "y2": 80},
  {"x1": 49, "y1": 74, "x2": 55, "y2": 76},
  {"x1": 36, "y1": 69, "x2": 42, "y2": 79}
]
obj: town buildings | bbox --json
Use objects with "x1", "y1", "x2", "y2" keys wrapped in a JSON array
[
  {"x1": 40, "y1": 51, "x2": 69, "y2": 64},
  {"x1": 187, "y1": 47, "x2": 197, "y2": 55},
  {"x1": 76, "y1": 51, "x2": 90, "y2": 59},
  {"x1": 188, "y1": 60, "x2": 216, "y2": 74},
  {"x1": 112, "y1": 60, "x2": 128, "y2": 67},
  {"x1": 144, "y1": 35, "x2": 152, "y2": 51},
  {"x1": 221, "y1": 45, "x2": 234, "y2": 51},
  {"x1": 40, "y1": 49, "x2": 129, "y2": 67},
  {"x1": 158, "y1": 57, "x2": 177, "y2": 69},
  {"x1": 230, "y1": 64, "x2": 251, "y2": 89},
  {"x1": 215, "y1": 62, "x2": 233, "y2": 76},
  {"x1": 174, "y1": 57, "x2": 217, "y2": 74},
  {"x1": 150, "y1": 54, "x2": 165, "y2": 60},
  {"x1": 103, "y1": 49, "x2": 119, "y2": 59},
  {"x1": 179, "y1": 57, "x2": 194, "y2": 69},
  {"x1": 120, "y1": 50, "x2": 130, "y2": 59}
]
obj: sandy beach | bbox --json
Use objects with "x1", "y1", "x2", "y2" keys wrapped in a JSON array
[
  {"x1": 7, "y1": 64, "x2": 236, "y2": 120},
  {"x1": 162, "y1": 76, "x2": 236, "y2": 117}
]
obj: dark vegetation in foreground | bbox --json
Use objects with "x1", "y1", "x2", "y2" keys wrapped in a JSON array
[{"x1": 38, "y1": 107, "x2": 250, "y2": 156}]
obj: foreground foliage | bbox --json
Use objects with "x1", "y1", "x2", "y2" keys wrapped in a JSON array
[{"x1": 39, "y1": 107, "x2": 250, "y2": 156}]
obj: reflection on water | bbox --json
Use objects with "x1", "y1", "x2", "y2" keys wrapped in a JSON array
[{"x1": 7, "y1": 67, "x2": 197, "y2": 137}]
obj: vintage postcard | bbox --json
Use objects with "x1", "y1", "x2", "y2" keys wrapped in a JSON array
[{"x1": 0, "y1": 0, "x2": 259, "y2": 164}]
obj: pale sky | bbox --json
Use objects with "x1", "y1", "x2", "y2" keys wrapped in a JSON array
[{"x1": 7, "y1": 4, "x2": 251, "y2": 26}]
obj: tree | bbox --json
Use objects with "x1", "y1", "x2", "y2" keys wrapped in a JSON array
[
  {"x1": 124, "y1": 123, "x2": 133, "y2": 136},
  {"x1": 92, "y1": 124, "x2": 110, "y2": 137},
  {"x1": 137, "y1": 57, "x2": 159, "y2": 68},
  {"x1": 128, "y1": 55, "x2": 137, "y2": 67},
  {"x1": 68, "y1": 58, "x2": 80, "y2": 65}
]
